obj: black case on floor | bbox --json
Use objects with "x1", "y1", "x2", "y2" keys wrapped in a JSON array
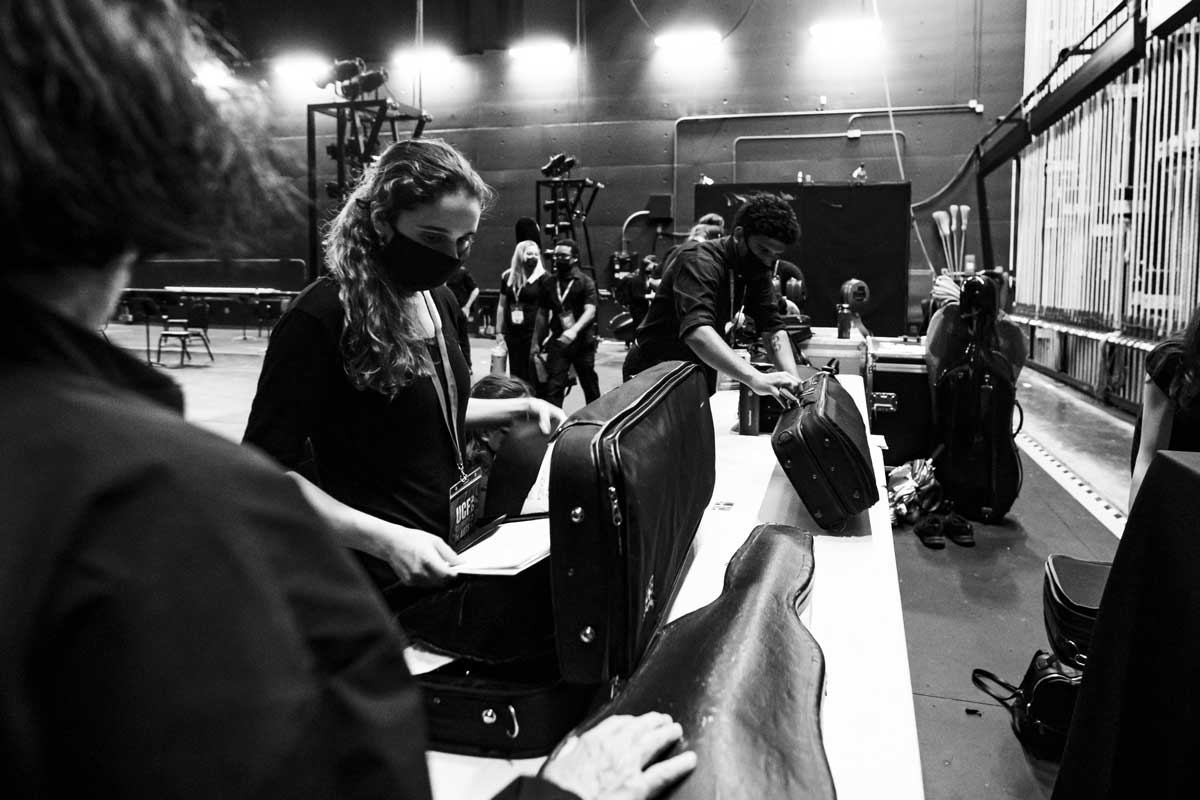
[
  {"x1": 1043, "y1": 554, "x2": 1111, "y2": 670},
  {"x1": 771, "y1": 371, "x2": 879, "y2": 531},
  {"x1": 566, "y1": 524, "x2": 835, "y2": 799},
  {"x1": 419, "y1": 360, "x2": 716, "y2": 754}
]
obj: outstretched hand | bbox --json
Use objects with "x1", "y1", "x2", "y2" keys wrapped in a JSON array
[
  {"x1": 540, "y1": 713, "x2": 697, "y2": 800},
  {"x1": 524, "y1": 397, "x2": 567, "y2": 434},
  {"x1": 747, "y1": 370, "x2": 800, "y2": 405},
  {"x1": 378, "y1": 526, "x2": 461, "y2": 586}
]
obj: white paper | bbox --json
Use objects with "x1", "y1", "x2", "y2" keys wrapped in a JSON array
[
  {"x1": 454, "y1": 516, "x2": 550, "y2": 576},
  {"x1": 869, "y1": 434, "x2": 889, "y2": 450},
  {"x1": 520, "y1": 440, "x2": 555, "y2": 514}
]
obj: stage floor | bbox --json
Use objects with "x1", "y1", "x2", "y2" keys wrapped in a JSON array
[{"x1": 102, "y1": 321, "x2": 1131, "y2": 799}]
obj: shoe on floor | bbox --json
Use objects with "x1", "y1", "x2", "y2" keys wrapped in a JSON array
[
  {"x1": 914, "y1": 514, "x2": 946, "y2": 549},
  {"x1": 943, "y1": 512, "x2": 975, "y2": 547}
]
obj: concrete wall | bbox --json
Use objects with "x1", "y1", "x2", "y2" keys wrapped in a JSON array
[{"x1": 229, "y1": 0, "x2": 1026, "y2": 317}]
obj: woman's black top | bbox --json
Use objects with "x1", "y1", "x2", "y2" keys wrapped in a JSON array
[
  {"x1": 1146, "y1": 339, "x2": 1200, "y2": 452},
  {"x1": 499, "y1": 270, "x2": 546, "y2": 334},
  {"x1": 244, "y1": 278, "x2": 470, "y2": 547}
]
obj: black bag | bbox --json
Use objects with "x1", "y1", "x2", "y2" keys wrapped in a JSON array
[
  {"x1": 972, "y1": 650, "x2": 1082, "y2": 760},
  {"x1": 933, "y1": 276, "x2": 1024, "y2": 522},
  {"x1": 771, "y1": 370, "x2": 879, "y2": 531},
  {"x1": 567, "y1": 525, "x2": 835, "y2": 799},
  {"x1": 419, "y1": 360, "x2": 715, "y2": 754},
  {"x1": 549, "y1": 360, "x2": 716, "y2": 682},
  {"x1": 1043, "y1": 554, "x2": 1111, "y2": 670}
]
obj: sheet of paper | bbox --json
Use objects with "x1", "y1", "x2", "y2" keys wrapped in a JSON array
[
  {"x1": 869, "y1": 434, "x2": 889, "y2": 450},
  {"x1": 520, "y1": 440, "x2": 555, "y2": 514},
  {"x1": 454, "y1": 516, "x2": 550, "y2": 576}
]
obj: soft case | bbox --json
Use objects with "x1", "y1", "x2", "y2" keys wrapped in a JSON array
[{"x1": 771, "y1": 371, "x2": 879, "y2": 531}]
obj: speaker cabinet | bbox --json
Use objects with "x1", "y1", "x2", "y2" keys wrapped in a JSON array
[
  {"x1": 645, "y1": 194, "x2": 673, "y2": 224},
  {"x1": 694, "y1": 182, "x2": 911, "y2": 335}
]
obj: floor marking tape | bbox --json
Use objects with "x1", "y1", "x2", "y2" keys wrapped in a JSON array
[{"x1": 1016, "y1": 432, "x2": 1125, "y2": 539}]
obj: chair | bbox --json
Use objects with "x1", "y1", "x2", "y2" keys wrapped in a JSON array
[{"x1": 156, "y1": 301, "x2": 214, "y2": 366}]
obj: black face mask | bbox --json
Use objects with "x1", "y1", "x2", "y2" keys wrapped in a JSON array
[
  {"x1": 378, "y1": 227, "x2": 462, "y2": 291},
  {"x1": 553, "y1": 258, "x2": 574, "y2": 276},
  {"x1": 523, "y1": 256, "x2": 538, "y2": 271},
  {"x1": 735, "y1": 238, "x2": 773, "y2": 277}
]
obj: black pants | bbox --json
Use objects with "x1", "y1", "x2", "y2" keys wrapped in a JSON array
[
  {"x1": 504, "y1": 329, "x2": 534, "y2": 387},
  {"x1": 544, "y1": 337, "x2": 599, "y2": 407}
]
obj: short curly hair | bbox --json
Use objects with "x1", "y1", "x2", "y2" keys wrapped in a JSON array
[{"x1": 731, "y1": 194, "x2": 801, "y2": 245}]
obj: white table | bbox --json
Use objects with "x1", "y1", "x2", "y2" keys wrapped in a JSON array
[{"x1": 427, "y1": 376, "x2": 924, "y2": 799}]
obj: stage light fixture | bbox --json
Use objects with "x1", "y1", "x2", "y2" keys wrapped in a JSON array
[
  {"x1": 539, "y1": 153, "x2": 579, "y2": 178},
  {"x1": 653, "y1": 28, "x2": 721, "y2": 52},
  {"x1": 315, "y1": 58, "x2": 364, "y2": 89},
  {"x1": 341, "y1": 69, "x2": 388, "y2": 99}
]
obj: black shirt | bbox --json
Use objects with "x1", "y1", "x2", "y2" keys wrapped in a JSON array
[
  {"x1": 538, "y1": 267, "x2": 599, "y2": 341},
  {"x1": 244, "y1": 278, "x2": 470, "y2": 545},
  {"x1": 444, "y1": 265, "x2": 478, "y2": 308},
  {"x1": 499, "y1": 269, "x2": 547, "y2": 334},
  {"x1": 1147, "y1": 339, "x2": 1200, "y2": 452},
  {"x1": 634, "y1": 236, "x2": 783, "y2": 366}
]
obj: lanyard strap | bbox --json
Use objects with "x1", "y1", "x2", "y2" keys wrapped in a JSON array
[
  {"x1": 422, "y1": 292, "x2": 465, "y2": 477},
  {"x1": 557, "y1": 278, "x2": 575, "y2": 307}
]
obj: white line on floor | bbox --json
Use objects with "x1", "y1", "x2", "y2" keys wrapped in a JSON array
[{"x1": 1016, "y1": 433, "x2": 1125, "y2": 539}]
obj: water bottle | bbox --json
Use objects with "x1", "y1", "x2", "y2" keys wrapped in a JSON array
[
  {"x1": 737, "y1": 382, "x2": 760, "y2": 435},
  {"x1": 490, "y1": 340, "x2": 507, "y2": 375},
  {"x1": 836, "y1": 303, "x2": 853, "y2": 339}
]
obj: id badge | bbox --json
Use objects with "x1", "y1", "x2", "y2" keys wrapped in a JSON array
[
  {"x1": 558, "y1": 310, "x2": 577, "y2": 330},
  {"x1": 448, "y1": 467, "x2": 484, "y2": 549},
  {"x1": 510, "y1": 308, "x2": 525, "y2": 325}
]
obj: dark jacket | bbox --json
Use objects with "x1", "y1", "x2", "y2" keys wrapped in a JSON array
[{"x1": 0, "y1": 286, "x2": 567, "y2": 799}]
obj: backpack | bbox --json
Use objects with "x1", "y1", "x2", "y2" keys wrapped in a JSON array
[{"x1": 932, "y1": 276, "x2": 1023, "y2": 522}]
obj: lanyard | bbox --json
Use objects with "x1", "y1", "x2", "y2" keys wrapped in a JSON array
[
  {"x1": 556, "y1": 278, "x2": 575, "y2": 307},
  {"x1": 421, "y1": 292, "x2": 466, "y2": 478}
]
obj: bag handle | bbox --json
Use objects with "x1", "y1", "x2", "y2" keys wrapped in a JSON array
[
  {"x1": 971, "y1": 668, "x2": 1021, "y2": 709},
  {"x1": 1012, "y1": 398, "x2": 1024, "y2": 437}
]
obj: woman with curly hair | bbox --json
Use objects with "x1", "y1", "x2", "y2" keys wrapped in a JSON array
[
  {"x1": 495, "y1": 239, "x2": 547, "y2": 384},
  {"x1": 244, "y1": 138, "x2": 565, "y2": 596},
  {"x1": 1130, "y1": 307, "x2": 1200, "y2": 506}
]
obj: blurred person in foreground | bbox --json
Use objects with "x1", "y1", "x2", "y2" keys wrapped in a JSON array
[{"x1": 0, "y1": 1, "x2": 694, "y2": 797}]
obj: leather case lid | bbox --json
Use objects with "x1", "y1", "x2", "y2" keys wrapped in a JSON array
[
  {"x1": 568, "y1": 524, "x2": 834, "y2": 800},
  {"x1": 1046, "y1": 554, "x2": 1111, "y2": 614}
]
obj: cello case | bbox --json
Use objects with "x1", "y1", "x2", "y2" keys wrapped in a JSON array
[{"x1": 933, "y1": 275, "x2": 1023, "y2": 523}]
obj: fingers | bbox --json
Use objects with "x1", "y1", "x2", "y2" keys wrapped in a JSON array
[
  {"x1": 432, "y1": 537, "x2": 463, "y2": 566},
  {"x1": 778, "y1": 387, "x2": 799, "y2": 405},
  {"x1": 639, "y1": 751, "x2": 698, "y2": 799},
  {"x1": 631, "y1": 718, "x2": 685, "y2": 766}
]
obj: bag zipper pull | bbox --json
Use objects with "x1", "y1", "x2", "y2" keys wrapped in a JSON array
[{"x1": 608, "y1": 485, "x2": 623, "y2": 527}]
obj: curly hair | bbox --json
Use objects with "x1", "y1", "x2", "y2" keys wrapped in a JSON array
[
  {"x1": 324, "y1": 138, "x2": 495, "y2": 395},
  {"x1": 731, "y1": 194, "x2": 801, "y2": 245},
  {"x1": 0, "y1": 0, "x2": 294, "y2": 273}
]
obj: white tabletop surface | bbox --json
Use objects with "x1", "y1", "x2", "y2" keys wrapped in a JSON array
[{"x1": 427, "y1": 376, "x2": 924, "y2": 799}]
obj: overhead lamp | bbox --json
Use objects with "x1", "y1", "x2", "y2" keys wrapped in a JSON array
[
  {"x1": 341, "y1": 69, "x2": 389, "y2": 99},
  {"x1": 315, "y1": 57, "x2": 365, "y2": 89},
  {"x1": 653, "y1": 27, "x2": 722, "y2": 52},
  {"x1": 508, "y1": 38, "x2": 571, "y2": 62}
]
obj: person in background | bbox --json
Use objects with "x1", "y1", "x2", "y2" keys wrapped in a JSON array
[
  {"x1": 465, "y1": 374, "x2": 536, "y2": 513},
  {"x1": 496, "y1": 239, "x2": 546, "y2": 385},
  {"x1": 1130, "y1": 306, "x2": 1200, "y2": 506},
  {"x1": 244, "y1": 138, "x2": 565, "y2": 597},
  {"x1": 622, "y1": 194, "x2": 803, "y2": 401},
  {"x1": 0, "y1": 1, "x2": 696, "y2": 796},
  {"x1": 687, "y1": 222, "x2": 724, "y2": 243},
  {"x1": 445, "y1": 263, "x2": 480, "y2": 321},
  {"x1": 534, "y1": 238, "x2": 601, "y2": 407},
  {"x1": 697, "y1": 212, "x2": 726, "y2": 233}
]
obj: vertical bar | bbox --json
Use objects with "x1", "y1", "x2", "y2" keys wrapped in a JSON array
[{"x1": 306, "y1": 105, "x2": 319, "y2": 283}]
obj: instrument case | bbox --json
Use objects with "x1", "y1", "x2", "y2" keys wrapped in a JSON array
[
  {"x1": 1043, "y1": 554, "x2": 1111, "y2": 670},
  {"x1": 771, "y1": 371, "x2": 879, "y2": 531},
  {"x1": 420, "y1": 360, "x2": 716, "y2": 754}
]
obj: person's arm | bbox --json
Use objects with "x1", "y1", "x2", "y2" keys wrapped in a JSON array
[
  {"x1": 763, "y1": 328, "x2": 800, "y2": 377},
  {"x1": 496, "y1": 292, "x2": 509, "y2": 339},
  {"x1": 467, "y1": 396, "x2": 566, "y2": 434},
  {"x1": 683, "y1": 325, "x2": 799, "y2": 401},
  {"x1": 286, "y1": 472, "x2": 460, "y2": 585},
  {"x1": 463, "y1": 286, "x2": 480, "y2": 318},
  {"x1": 1130, "y1": 377, "x2": 1174, "y2": 508}
]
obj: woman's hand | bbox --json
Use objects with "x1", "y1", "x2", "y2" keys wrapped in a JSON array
[
  {"x1": 540, "y1": 713, "x2": 696, "y2": 800},
  {"x1": 375, "y1": 524, "x2": 461, "y2": 586},
  {"x1": 525, "y1": 397, "x2": 567, "y2": 434}
]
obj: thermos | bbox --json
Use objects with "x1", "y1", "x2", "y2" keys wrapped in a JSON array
[
  {"x1": 490, "y1": 341, "x2": 507, "y2": 375},
  {"x1": 836, "y1": 303, "x2": 853, "y2": 339},
  {"x1": 737, "y1": 382, "x2": 760, "y2": 436}
]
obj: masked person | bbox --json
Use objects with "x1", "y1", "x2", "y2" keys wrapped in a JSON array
[
  {"x1": 533, "y1": 238, "x2": 601, "y2": 407},
  {"x1": 244, "y1": 138, "x2": 567, "y2": 597},
  {"x1": 1, "y1": 2, "x2": 696, "y2": 797},
  {"x1": 495, "y1": 239, "x2": 547, "y2": 385},
  {"x1": 622, "y1": 194, "x2": 804, "y2": 400}
]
